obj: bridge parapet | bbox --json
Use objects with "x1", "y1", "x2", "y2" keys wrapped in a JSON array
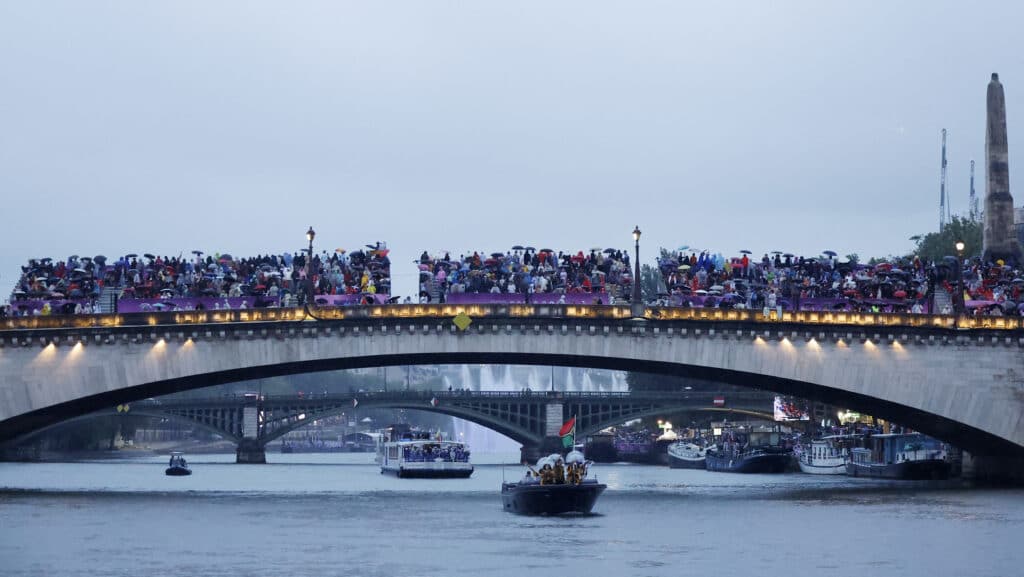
[{"x1": 3, "y1": 304, "x2": 1023, "y2": 334}]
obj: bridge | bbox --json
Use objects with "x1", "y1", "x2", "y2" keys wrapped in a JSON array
[
  {"x1": 1, "y1": 304, "x2": 1023, "y2": 473},
  {"x1": 18, "y1": 390, "x2": 775, "y2": 462}
]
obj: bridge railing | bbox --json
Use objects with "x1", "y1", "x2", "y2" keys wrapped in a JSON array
[{"x1": 2, "y1": 304, "x2": 1021, "y2": 331}]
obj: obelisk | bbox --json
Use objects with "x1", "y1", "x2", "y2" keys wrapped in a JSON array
[{"x1": 982, "y1": 72, "x2": 1022, "y2": 264}]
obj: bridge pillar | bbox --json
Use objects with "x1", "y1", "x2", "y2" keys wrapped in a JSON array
[{"x1": 236, "y1": 438, "x2": 266, "y2": 464}]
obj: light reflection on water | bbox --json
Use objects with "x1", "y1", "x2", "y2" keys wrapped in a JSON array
[{"x1": 1, "y1": 454, "x2": 1021, "y2": 577}]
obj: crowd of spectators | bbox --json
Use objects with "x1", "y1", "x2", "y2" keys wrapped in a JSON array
[
  {"x1": 654, "y1": 249, "x2": 1024, "y2": 317},
  {"x1": 415, "y1": 246, "x2": 634, "y2": 304},
  {"x1": 5, "y1": 241, "x2": 1024, "y2": 318},
  {"x1": 401, "y1": 444, "x2": 470, "y2": 463},
  {"x1": 3, "y1": 244, "x2": 391, "y2": 317}
]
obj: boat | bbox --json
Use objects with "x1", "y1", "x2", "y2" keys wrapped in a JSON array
[
  {"x1": 704, "y1": 429, "x2": 791, "y2": 473},
  {"x1": 667, "y1": 440, "x2": 708, "y2": 469},
  {"x1": 165, "y1": 452, "x2": 191, "y2": 476},
  {"x1": 797, "y1": 435, "x2": 857, "y2": 475},
  {"x1": 379, "y1": 427, "x2": 473, "y2": 478},
  {"x1": 846, "y1": 433, "x2": 950, "y2": 480},
  {"x1": 501, "y1": 451, "x2": 606, "y2": 515}
]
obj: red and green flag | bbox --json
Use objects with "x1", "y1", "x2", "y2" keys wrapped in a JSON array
[{"x1": 559, "y1": 416, "x2": 576, "y2": 448}]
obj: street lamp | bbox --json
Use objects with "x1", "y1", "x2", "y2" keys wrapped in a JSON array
[
  {"x1": 631, "y1": 225, "x2": 643, "y2": 318},
  {"x1": 305, "y1": 226, "x2": 316, "y2": 312},
  {"x1": 955, "y1": 239, "x2": 965, "y2": 316}
]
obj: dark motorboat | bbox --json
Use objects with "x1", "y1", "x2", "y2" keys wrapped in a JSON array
[
  {"x1": 165, "y1": 452, "x2": 191, "y2": 476},
  {"x1": 705, "y1": 446, "x2": 791, "y2": 473},
  {"x1": 502, "y1": 451, "x2": 605, "y2": 516},
  {"x1": 667, "y1": 441, "x2": 707, "y2": 469},
  {"x1": 704, "y1": 428, "x2": 791, "y2": 474},
  {"x1": 846, "y1": 433, "x2": 950, "y2": 480}
]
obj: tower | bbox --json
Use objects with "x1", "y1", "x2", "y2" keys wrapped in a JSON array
[{"x1": 982, "y1": 73, "x2": 1021, "y2": 264}]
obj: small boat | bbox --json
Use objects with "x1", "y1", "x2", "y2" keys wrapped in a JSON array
[
  {"x1": 501, "y1": 451, "x2": 606, "y2": 516},
  {"x1": 165, "y1": 452, "x2": 191, "y2": 476},
  {"x1": 798, "y1": 435, "x2": 857, "y2": 475},
  {"x1": 667, "y1": 440, "x2": 707, "y2": 469},
  {"x1": 846, "y1": 433, "x2": 950, "y2": 480},
  {"x1": 379, "y1": 428, "x2": 473, "y2": 478}
]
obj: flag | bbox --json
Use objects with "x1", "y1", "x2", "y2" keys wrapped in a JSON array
[
  {"x1": 352, "y1": 398, "x2": 359, "y2": 408},
  {"x1": 430, "y1": 397, "x2": 438, "y2": 407},
  {"x1": 559, "y1": 416, "x2": 576, "y2": 448}
]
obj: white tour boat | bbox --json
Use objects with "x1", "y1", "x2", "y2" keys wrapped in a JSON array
[
  {"x1": 797, "y1": 435, "x2": 855, "y2": 475},
  {"x1": 379, "y1": 427, "x2": 473, "y2": 479}
]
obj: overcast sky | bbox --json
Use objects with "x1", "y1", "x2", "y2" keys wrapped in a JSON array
[{"x1": 2, "y1": 1, "x2": 1022, "y2": 299}]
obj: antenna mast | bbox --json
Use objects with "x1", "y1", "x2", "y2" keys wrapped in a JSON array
[
  {"x1": 939, "y1": 128, "x2": 948, "y2": 231},
  {"x1": 969, "y1": 159, "x2": 978, "y2": 221}
]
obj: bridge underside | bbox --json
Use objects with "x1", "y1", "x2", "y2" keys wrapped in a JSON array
[{"x1": 2, "y1": 352, "x2": 1021, "y2": 458}]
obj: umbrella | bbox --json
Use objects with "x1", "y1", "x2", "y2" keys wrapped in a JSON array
[
  {"x1": 94, "y1": 255, "x2": 107, "y2": 264},
  {"x1": 539, "y1": 248, "x2": 554, "y2": 253},
  {"x1": 604, "y1": 248, "x2": 617, "y2": 254},
  {"x1": 695, "y1": 289, "x2": 708, "y2": 295},
  {"x1": 511, "y1": 245, "x2": 525, "y2": 251},
  {"x1": 770, "y1": 251, "x2": 783, "y2": 255},
  {"x1": 677, "y1": 245, "x2": 690, "y2": 252},
  {"x1": 589, "y1": 246, "x2": 602, "y2": 251},
  {"x1": 144, "y1": 253, "x2": 155, "y2": 259},
  {"x1": 490, "y1": 252, "x2": 504, "y2": 258},
  {"x1": 192, "y1": 250, "x2": 204, "y2": 256},
  {"x1": 823, "y1": 250, "x2": 838, "y2": 257},
  {"x1": 525, "y1": 246, "x2": 536, "y2": 251},
  {"x1": 709, "y1": 285, "x2": 725, "y2": 291},
  {"x1": 126, "y1": 253, "x2": 138, "y2": 258},
  {"x1": 739, "y1": 249, "x2": 752, "y2": 254},
  {"x1": 68, "y1": 254, "x2": 79, "y2": 261},
  {"x1": 783, "y1": 253, "x2": 794, "y2": 258},
  {"x1": 678, "y1": 264, "x2": 691, "y2": 270}
]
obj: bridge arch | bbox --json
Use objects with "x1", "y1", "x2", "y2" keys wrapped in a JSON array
[{"x1": 2, "y1": 313, "x2": 1022, "y2": 458}]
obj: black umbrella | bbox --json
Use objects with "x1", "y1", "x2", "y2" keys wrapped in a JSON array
[
  {"x1": 823, "y1": 250, "x2": 838, "y2": 257},
  {"x1": 739, "y1": 250, "x2": 752, "y2": 254},
  {"x1": 603, "y1": 248, "x2": 617, "y2": 254},
  {"x1": 539, "y1": 248, "x2": 553, "y2": 253},
  {"x1": 525, "y1": 246, "x2": 536, "y2": 251},
  {"x1": 93, "y1": 255, "x2": 107, "y2": 264},
  {"x1": 125, "y1": 253, "x2": 138, "y2": 258},
  {"x1": 783, "y1": 253, "x2": 794, "y2": 258},
  {"x1": 192, "y1": 250, "x2": 204, "y2": 256},
  {"x1": 68, "y1": 254, "x2": 79, "y2": 261},
  {"x1": 144, "y1": 253, "x2": 155, "y2": 259},
  {"x1": 490, "y1": 252, "x2": 504, "y2": 258},
  {"x1": 511, "y1": 245, "x2": 525, "y2": 250}
]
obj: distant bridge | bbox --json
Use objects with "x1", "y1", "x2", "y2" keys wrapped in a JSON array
[{"x1": 22, "y1": 390, "x2": 775, "y2": 462}]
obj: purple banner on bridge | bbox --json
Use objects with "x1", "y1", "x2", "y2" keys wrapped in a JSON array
[{"x1": 444, "y1": 292, "x2": 612, "y2": 305}]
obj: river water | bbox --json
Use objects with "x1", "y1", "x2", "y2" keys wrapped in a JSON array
[{"x1": 1, "y1": 453, "x2": 1021, "y2": 577}]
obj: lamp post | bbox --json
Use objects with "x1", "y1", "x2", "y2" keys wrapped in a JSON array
[
  {"x1": 305, "y1": 226, "x2": 316, "y2": 311},
  {"x1": 955, "y1": 239, "x2": 965, "y2": 316},
  {"x1": 631, "y1": 225, "x2": 643, "y2": 318}
]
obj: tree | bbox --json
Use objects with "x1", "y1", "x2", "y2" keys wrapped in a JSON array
[{"x1": 912, "y1": 216, "x2": 982, "y2": 263}]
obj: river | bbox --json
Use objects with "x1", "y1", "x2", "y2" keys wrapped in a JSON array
[{"x1": 1, "y1": 453, "x2": 1021, "y2": 577}]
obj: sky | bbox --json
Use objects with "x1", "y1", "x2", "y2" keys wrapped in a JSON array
[{"x1": 1, "y1": 1, "x2": 1023, "y2": 299}]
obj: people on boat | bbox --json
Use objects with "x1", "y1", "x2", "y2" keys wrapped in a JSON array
[{"x1": 529, "y1": 452, "x2": 590, "y2": 486}]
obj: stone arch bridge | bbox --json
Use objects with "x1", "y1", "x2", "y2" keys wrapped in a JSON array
[{"x1": 1, "y1": 304, "x2": 1022, "y2": 468}]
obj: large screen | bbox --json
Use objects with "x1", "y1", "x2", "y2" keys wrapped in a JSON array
[{"x1": 773, "y1": 396, "x2": 810, "y2": 421}]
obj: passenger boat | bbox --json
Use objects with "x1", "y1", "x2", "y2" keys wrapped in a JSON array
[
  {"x1": 379, "y1": 428, "x2": 473, "y2": 478},
  {"x1": 704, "y1": 429, "x2": 791, "y2": 474},
  {"x1": 846, "y1": 433, "x2": 950, "y2": 480},
  {"x1": 797, "y1": 435, "x2": 857, "y2": 475},
  {"x1": 501, "y1": 451, "x2": 606, "y2": 516},
  {"x1": 667, "y1": 441, "x2": 708, "y2": 469},
  {"x1": 165, "y1": 452, "x2": 191, "y2": 476}
]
